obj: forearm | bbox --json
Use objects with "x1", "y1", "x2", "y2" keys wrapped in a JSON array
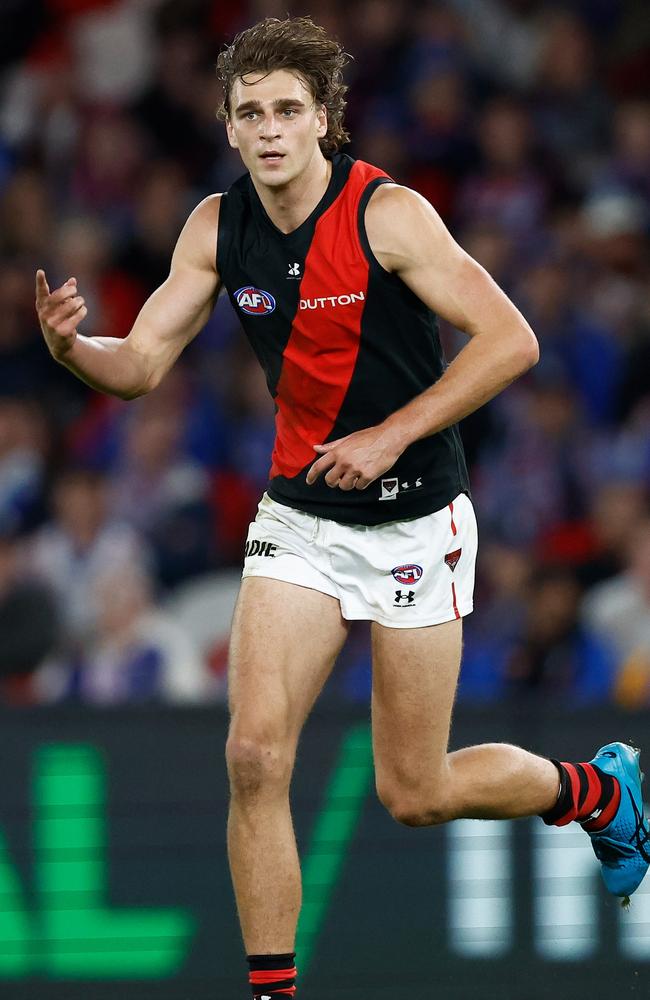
[
  {"x1": 382, "y1": 328, "x2": 538, "y2": 450},
  {"x1": 37, "y1": 199, "x2": 221, "y2": 402},
  {"x1": 56, "y1": 335, "x2": 150, "y2": 400}
]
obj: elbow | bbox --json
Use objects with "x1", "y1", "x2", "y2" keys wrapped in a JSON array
[
  {"x1": 514, "y1": 327, "x2": 539, "y2": 375},
  {"x1": 118, "y1": 366, "x2": 159, "y2": 400},
  {"x1": 117, "y1": 382, "x2": 151, "y2": 402}
]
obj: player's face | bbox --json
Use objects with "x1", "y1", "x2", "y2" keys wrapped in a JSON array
[{"x1": 226, "y1": 69, "x2": 328, "y2": 187}]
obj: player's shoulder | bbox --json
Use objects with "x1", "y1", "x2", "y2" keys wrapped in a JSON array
[
  {"x1": 173, "y1": 194, "x2": 223, "y2": 270},
  {"x1": 364, "y1": 183, "x2": 443, "y2": 262},
  {"x1": 188, "y1": 192, "x2": 223, "y2": 229},
  {"x1": 183, "y1": 193, "x2": 224, "y2": 244},
  {"x1": 366, "y1": 182, "x2": 437, "y2": 224}
]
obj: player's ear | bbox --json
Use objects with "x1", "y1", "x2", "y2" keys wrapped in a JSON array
[
  {"x1": 316, "y1": 104, "x2": 327, "y2": 140},
  {"x1": 226, "y1": 117, "x2": 239, "y2": 149}
]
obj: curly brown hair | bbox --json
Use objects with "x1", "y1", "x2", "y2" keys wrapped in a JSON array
[{"x1": 216, "y1": 16, "x2": 350, "y2": 154}]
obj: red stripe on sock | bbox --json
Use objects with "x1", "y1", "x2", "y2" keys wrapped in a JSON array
[
  {"x1": 554, "y1": 762, "x2": 581, "y2": 826},
  {"x1": 250, "y1": 968, "x2": 297, "y2": 984},
  {"x1": 576, "y1": 762, "x2": 602, "y2": 820},
  {"x1": 583, "y1": 778, "x2": 621, "y2": 832}
]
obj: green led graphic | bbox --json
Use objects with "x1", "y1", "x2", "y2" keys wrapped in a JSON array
[
  {"x1": 297, "y1": 721, "x2": 374, "y2": 971},
  {"x1": 0, "y1": 743, "x2": 194, "y2": 978},
  {"x1": 0, "y1": 826, "x2": 32, "y2": 975},
  {"x1": 0, "y1": 727, "x2": 375, "y2": 981}
]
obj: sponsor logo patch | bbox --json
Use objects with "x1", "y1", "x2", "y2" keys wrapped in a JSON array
[
  {"x1": 244, "y1": 540, "x2": 278, "y2": 558},
  {"x1": 299, "y1": 291, "x2": 365, "y2": 309},
  {"x1": 235, "y1": 286, "x2": 276, "y2": 316},
  {"x1": 444, "y1": 548, "x2": 462, "y2": 572},
  {"x1": 392, "y1": 564, "x2": 423, "y2": 586},
  {"x1": 394, "y1": 589, "x2": 416, "y2": 606},
  {"x1": 379, "y1": 477, "x2": 399, "y2": 501}
]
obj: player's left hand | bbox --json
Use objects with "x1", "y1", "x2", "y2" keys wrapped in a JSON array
[{"x1": 306, "y1": 424, "x2": 405, "y2": 490}]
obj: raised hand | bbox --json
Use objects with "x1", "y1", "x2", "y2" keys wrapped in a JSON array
[{"x1": 35, "y1": 270, "x2": 87, "y2": 360}]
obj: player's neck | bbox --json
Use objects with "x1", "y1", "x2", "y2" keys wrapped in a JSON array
[{"x1": 253, "y1": 151, "x2": 332, "y2": 235}]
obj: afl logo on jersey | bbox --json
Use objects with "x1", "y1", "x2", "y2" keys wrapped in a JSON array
[
  {"x1": 391, "y1": 564, "x2": 423, "y2": 586},
  {"x1": 235, "y1": 286, "x2": 276, "y2": 316}
]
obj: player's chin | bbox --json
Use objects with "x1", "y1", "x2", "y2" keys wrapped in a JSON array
[{"x1": 253, "y1": 160, "x2": 294, "y2": 186}]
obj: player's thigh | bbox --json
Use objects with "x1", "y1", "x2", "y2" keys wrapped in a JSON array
[
  {"x1": 371, "y1": 617, "x2": 463, "y2": 805},
  {"x1": 228, "y1": 576, "x2": 349, "y2": 754}
]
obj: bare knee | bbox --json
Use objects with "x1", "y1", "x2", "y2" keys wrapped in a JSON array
[
  {"x1": 376, "y1": 778, "x2": 453, "y2": 827},
  {"x1": 226, "y1": 734, "x2": 293, "y2": 801}
]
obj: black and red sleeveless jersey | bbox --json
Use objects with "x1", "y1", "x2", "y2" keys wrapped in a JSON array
[{"x1": 216, "y1": 152, "x2": 469, "y2": 525}]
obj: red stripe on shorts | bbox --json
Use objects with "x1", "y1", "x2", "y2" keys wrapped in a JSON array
[
  {"x1": 451, "y1": 581, "x2": 460, "y2": 620},
  {"x1": 449, "y1": 501, "x2": 457, "y2": 536}
]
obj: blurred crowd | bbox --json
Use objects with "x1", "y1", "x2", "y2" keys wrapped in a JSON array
[{"x1": 0, "y1": 0, "x2": 648, "y2": 707}]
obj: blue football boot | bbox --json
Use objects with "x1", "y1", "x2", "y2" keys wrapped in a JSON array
[{"x1": 586, "y1": 742, "x2": 650, "y2": 907}]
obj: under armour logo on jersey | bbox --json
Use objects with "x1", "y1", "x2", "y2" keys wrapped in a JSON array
[
  {"x1": 394, "y1": 590, "x2": 416, "y2": 606},
  {"x1": 287, "y1": 262, "x2": 301, "y2": 277}
]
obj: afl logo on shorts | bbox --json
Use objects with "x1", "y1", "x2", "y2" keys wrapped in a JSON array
[
  {"x1": 392, "y1": 564, "x2": 423, "y2": 586},
  {"x1": 235, "y1": 286, "x2": 276, "y2": 316}
]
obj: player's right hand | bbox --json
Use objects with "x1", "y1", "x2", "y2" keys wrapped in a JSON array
[{"x1": 35, "y1": 270, "x2": 88, "y2": 361}]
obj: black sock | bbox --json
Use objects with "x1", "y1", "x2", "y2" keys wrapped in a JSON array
[{"x1": 247, "y1": 952, "x2": 297, "y2": 999}]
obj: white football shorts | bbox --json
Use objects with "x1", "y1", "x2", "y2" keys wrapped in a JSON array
[{"x1": 241, "y1": 491, "x2": 477, "y2": 628}]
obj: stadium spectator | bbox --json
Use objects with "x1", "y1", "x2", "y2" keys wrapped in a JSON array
[
  {"x1": 456, "y1": 96, "x2": 549, "y2": 237},
  {"x1": 532, "y1": 10, "x2": 611, "y2": 180},
  {"x1": 516, "y1": 253, "x2": 623, "y2": 425},
  {"x1": 463, "y1": 564, "x2": 615, "y2": 702},
  {"x1": 0, "y1": 396, "x2": 49, "y2": 535},
  {"x1": 502, "y1": 565, "x2": 615, "y2": 700},
  {"x1": 447, "y1": 0, "x2": 547, "y2": 91},
  {"x1": 33, "y1": 560, "x2": 210, "y2": 704},
  {"x1": 0, "y1": 169, "x2": 52, "y2": 258},
  {"x1": 26, "y1": 466, "x2": 152, "y2": 649},
  {"x1": 583, "y1": 520, "x2": 650, "y2": 709},
  {"x1": 106, "y1": 372, "x2": 216, "y2": 587},
  {"x1": 472, "y1": 365, "x2": 591, "y2": 545},
  {"x1": 70, "y1": 109, "x2": 147, "y2": 227},
  {"x1": 116, "y1": 159, "x2": 192, "y2": 294},
  {"x1": 601, "y1": 99, "x2": 650, "y2": 205},
  {"x1": 0, "y1": 527, "x2": 60, "y2": 705},
  {"x1": 540, "y1": 478, "x2": 649, "y2": 590}
]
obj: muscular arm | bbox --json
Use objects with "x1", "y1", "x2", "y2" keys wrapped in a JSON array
[
  {"x1": 365, "y1": 183, "x2": 539, "y2": 449},
  {"x1": 307, "y1": 183, "x2": 539, "y2": 489},
  {"x1": 36, "y1": 195, "x2": 222, "y2": 400}
]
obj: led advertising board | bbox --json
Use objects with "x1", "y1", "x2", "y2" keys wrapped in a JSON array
[{"x1": 0, "y1": 706, "x2": 647, "y2": 1000}]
